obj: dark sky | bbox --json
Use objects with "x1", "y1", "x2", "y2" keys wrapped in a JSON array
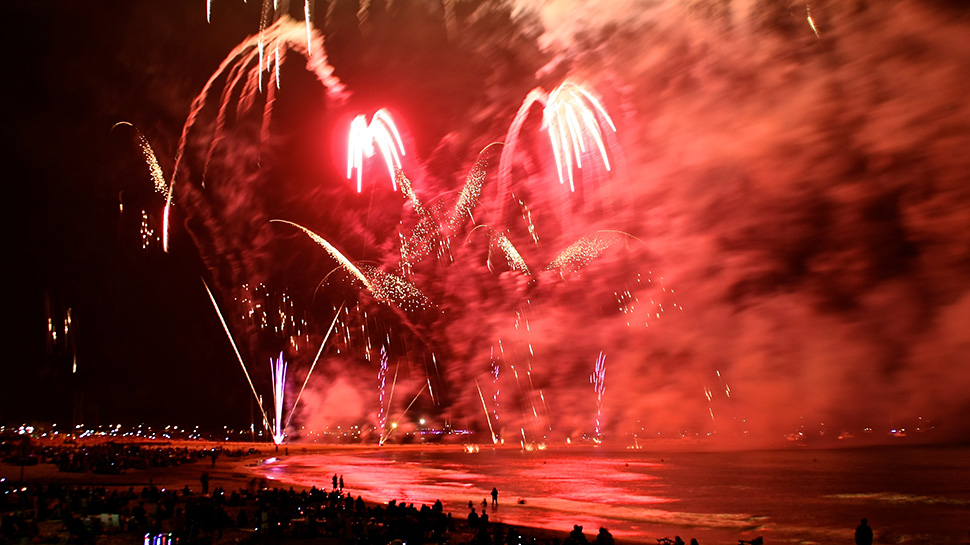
[{"x1": 7, "y1": 1, "x2": 970, "y2": 445}]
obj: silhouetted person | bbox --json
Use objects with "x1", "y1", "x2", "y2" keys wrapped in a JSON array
[
  {"x1": 491, "y1": 487, "x2": 498, "y2": 507},
  {"x1": 332, "y1": 474, "x2": 338, "y2": 489},
  {"x1": 482, "y1": 498, "x2": 488, "y2": 510},
  {"x1": 596, "y1": 527, "x2": 614, "y2": 545},
  {"x1": 690, "y1": 539, "x2": 699, "y2": 545},
  {"x1": 567, "y1": 524, "x2": 588, "y2": 544},
  {"x1": 468, "y1": 507, "x2": 479, "y2": 527},
  {"x1": 855, "y1": 518, "x2": 873, "y2": 545},
  {"x1": 339, "y1": 475, "x2": 344, "y2": 490},
  {"x1": 200, "y1": 472, "x2": 209, "y2": 495},
  {"x1": 674, "y1": 537, "x2": 685, "y2": 545}
]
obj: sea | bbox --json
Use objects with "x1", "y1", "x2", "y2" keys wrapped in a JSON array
[{"x1": 251, "y1": 444, "x2": 970, "y2": 544}]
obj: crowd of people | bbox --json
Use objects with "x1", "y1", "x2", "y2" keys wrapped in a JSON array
[
  {"x1": 0, "y1": 478, "x2": 600, "y2": 545},
  {"x1": 2, "y1": 441, "x2": 258, "y2": 476},
  {"x1": 0, "y1": 444, "x2": 621, "y2": 545}
]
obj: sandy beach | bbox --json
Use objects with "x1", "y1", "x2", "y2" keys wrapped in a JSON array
[{"x1": 0, "y1": 439, "x2": 580, "y2": 545}]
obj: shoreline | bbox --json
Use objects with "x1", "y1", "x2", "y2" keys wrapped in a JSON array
[{"x1": 0, "y1": 441, "x2": 586, "y2": 545}]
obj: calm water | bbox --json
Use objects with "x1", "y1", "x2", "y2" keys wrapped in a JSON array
[{"x1": 253, "y1": 445, "x2": 970, "y2": 544}]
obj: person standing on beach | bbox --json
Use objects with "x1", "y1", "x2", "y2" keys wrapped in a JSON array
[
  {"x1": 595, "y1": 527, "x2": 614, "y2": 545},
  {"x1": 333, "y1": 474, "x2": 338, "y2": 490},
  {"x1": 855, "y1": 518, "x2": 873, "y2": 545},
  {"x1": 491, "y1": 487, "x2": 498, "y2": 508},
  {"x1": 200, "y1": 472, "x2": 209, "y2": 495}
]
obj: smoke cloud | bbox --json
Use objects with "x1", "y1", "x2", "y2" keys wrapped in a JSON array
[{"x1": 174, "y1": 0, "x2": 969, "y2": 446}]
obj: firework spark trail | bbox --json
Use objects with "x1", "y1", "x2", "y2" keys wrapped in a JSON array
[
  {"x1": 545, "y1": 81, "x2": 616, "y2": 192},
  {"x1": 427, "y1": 353, "x2": 440, "y2": 406},
  {"x1": 494, "y1": 83, "x2": 618, "y2": 231},
  {"x1": 378, "y1": 347, "x2": 388, "y2": 439},
  {"x1": 380, "y1": 382, "x2": 427, "y2": 444},
  {"x1": 112, "y1": 122, "x2": 169, "y2": 200},
  {"x1": 447, "y1": 143, "x2": 503, "y2": 232},
  {"x1": 490, "y1": 231, "x2": 532, "y2": 275},
  {"x1": 396, "y1": 169, "x2": 427, "y2": 217},
  {"x1": 304, "y1": 0, "x2": 313, "y2": 53},
  {"x1": 591, "y1": 351, "x2": 607, "y2": 441},
  {"x1": 378, "y1": 364, "x2": 400, "y2": 446},
  {"x1": 477, "y1": 381, "x2": 498, "y2": 444},
  {"x1": 164, "y1": 17, "x2": 346, "y2": 252},
  {"x1": 347, "y1": 109, "x2": 407, "y2": 193},
  {"x1": 358, "y1": 265, "x2": 433, "y2": 311},
  {"x1": 283, "y1": 303, "x2": 344, "y2": 429},
  {"x1": 545, "y1": 230, "x2": 625, "y2": 277},
  {"x1": 270, "y1": 219, "x2": 374, "y2": 290},
  {"x1": 270, "y1": 352, "x2": 287, "y2": 444},
  {"x1": 807, "y1": 4, "x2": 820, "y2": 37},
  {"x1": 496, "y1": 88, "x2": 547, "y2": 229},
  {"x1": 490, "y1": 346, "x2": 501, "y2": 426},
  {"x1": 202, "y1": 278, "x2": 271, "y2": 429},
  {"x1": 397, "y1": 145, "x2": 501, "y2": 271}
]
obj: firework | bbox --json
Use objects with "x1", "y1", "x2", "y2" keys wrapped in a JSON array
[
  {"x1": 591, "y1": 351, "x2": 607, "y2": 442},
  {"x1": 202, "y1": 278, "x2": 271, "y2": 429},
  {"x1": 545, "y1": 230, "x2": 625, "y2": 277},
  {"x1": 358, "y1": 265, "x2": 434, "y2": 312},
  {"x1": 377, "y1": 347, "x2": 389, "y2": 440},
  {"x1": 112, "y1": 122, "x2": 169, "y2": 200},
  {"x1": 283, "y1": 303, "x2": 344, "y2": 430},
  {"x1": 273, "y1": 219, "x2": 433, "y2": 311},
  {"x1": 379, "y1": 382, "x2": 427, "y2": 445},
  {"x1": 807, "y1": 4, "x2": 820, "y2": 38},
  {"x1": 477, "y1": 381, "x2": 498, "y2": 444},
  {"x1": 493, "y1": 82, "x2": 619, "y2": 232},
  {"x1": 490, "y1": 231, "x2": 532, "y2": 276},
  {"x1": 347, "y1": 109, "x2": 407, "y2": 193},
  {"x1": 545, "y1": 81, "x2": 616, "y2": 192},
  {"x1": 164, "y1": 17, "x2": 347, "y2": 252},
  {"x1": 270, "y1": 220, "x2": 374, "y2": 290},
  {"x1": 495, "y1": 88, "x2": 547, "y2": 226},
  {"x1": 270, "y1": 352, "x2": 287, "y2": 444}
]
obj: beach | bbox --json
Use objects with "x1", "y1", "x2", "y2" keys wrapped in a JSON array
[
  {"x1": 0, "y1": 440, "x2": 581, "y2": 545},
  {"x1": 5, "y1": 440, "x2": 970, "y2": 545}
]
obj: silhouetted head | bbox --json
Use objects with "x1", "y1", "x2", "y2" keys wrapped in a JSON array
[{"x1": 861, "y1": 518, "x2": 868, "y2": 525}]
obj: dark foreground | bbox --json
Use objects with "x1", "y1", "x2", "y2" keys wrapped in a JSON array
[{"x1": 0, "y1": 442, "x2": 616, "y2": 545}]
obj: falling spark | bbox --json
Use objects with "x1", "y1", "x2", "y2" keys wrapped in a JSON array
[
  {"x1": 347, "y1": 108, "x2": 407, "y2": 193},
  {"x1": 270, "y1": 352, "x2": 287, "y2": 444}
]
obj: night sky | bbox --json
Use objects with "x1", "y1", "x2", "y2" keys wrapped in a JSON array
[{"x1": 8, "y1": 1, "x2": 970, "y2": 445}]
